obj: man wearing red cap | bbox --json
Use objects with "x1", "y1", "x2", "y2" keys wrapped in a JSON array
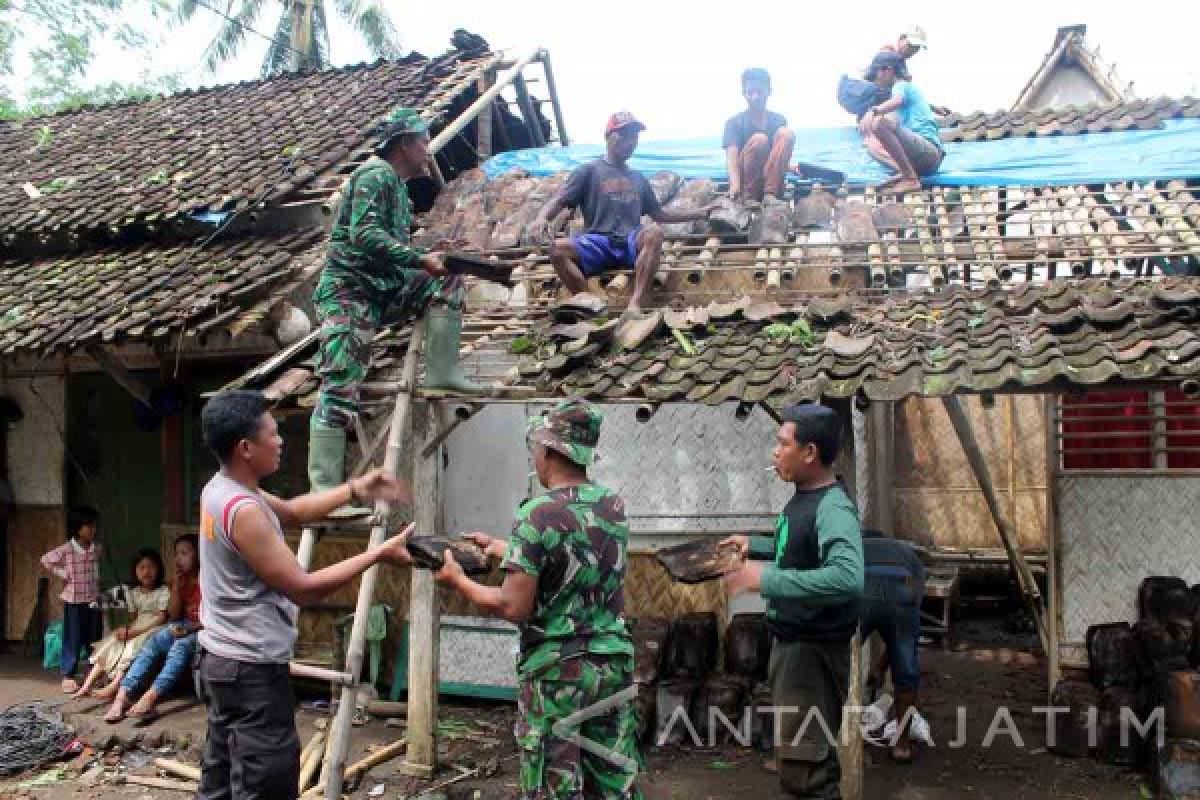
[{"x1": 531, "y1": 112, "x2": 711, "y2": 312}]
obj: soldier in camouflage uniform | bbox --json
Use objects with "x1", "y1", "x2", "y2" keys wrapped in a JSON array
[
  {"x1": 308, "y1": 107, "x2": 485, "y2": 498},
  {"x1": 435, "y1": 399, "x2": 643, "y2": 799}
]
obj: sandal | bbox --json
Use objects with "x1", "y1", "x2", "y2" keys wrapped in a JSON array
[{"x1": 131, "y1": 710, "x2": 160, "y2": 728}]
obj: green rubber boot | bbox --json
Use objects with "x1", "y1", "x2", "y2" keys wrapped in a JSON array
[
  {"x1": 421, "y1": 305, "x2": 489, "y2": 395},
  {"x1": 307, "y1": 417, "x2": 370, "y2": 519}
]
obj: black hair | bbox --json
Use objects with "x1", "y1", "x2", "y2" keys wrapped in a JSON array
[
  {"x1": 780, "y1": 403, "x2": 842, "y2": 466},
  {"x1": 129, "y1": 548, "x2": 166, "y2": 589},
  {"x1": 866, "y1": 52, "x2": 904, "y2": 82},
  {"x1": 201, "y1": 390, "x2": 270, "y2": 463},
  {"x1": 175, "y1": 533, "x2": 199, "y2": 552},
  {"x1": 66, "y1": 505, "x2": 99, "y2": 540},
  {"x1": 741, "y1": 67, "x2": 771, "y2": 89}
]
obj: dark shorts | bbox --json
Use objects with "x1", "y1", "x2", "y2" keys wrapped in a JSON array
[
  {"x1": 894, "y1": 127, "x2": 944, "y2": 176},
  {"x1": 859, "y1": 569, "x2": 923, "y2": 692},
  {"x1": 571, "y1": 230, "x2": 641, "y2": 277}
]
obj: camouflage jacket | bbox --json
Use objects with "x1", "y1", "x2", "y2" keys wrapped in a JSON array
[
  {"x1": 502, "y1": 483, "x2": 635, "y2": 678},
  {"x1": 323, "y1": 155, "x2": 425, "y2": 293}
]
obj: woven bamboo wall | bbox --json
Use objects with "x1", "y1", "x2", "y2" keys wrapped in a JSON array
[
  {"x1": 6, "y1": 506, "x2": 66, "y2": 640},
  {"x1": 893, "y1": 395, "x2": 1049, "y2": 551}
]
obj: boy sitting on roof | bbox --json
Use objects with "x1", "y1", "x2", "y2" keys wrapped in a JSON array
[
  {"x1": 531, "y1": 112, "x2": 712, "y2": 313},
  {"x1": 858, "y1": 51, "x2": 945, "y2": 194},
  {"x1": 724, "y1": 68, "x2": 795, "y2": 204}
]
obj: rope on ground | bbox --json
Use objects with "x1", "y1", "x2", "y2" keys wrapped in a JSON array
[{"x1": 0, "y1": 702, "x2": 73, "y2": 775}]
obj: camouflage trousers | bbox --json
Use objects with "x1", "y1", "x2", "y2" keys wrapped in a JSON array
[
  {"x1": 312, "y1": 271, "x2": 462, "y2": 429},
  {"x1": 515, "y1": 655, "x2": 644, "y2": 800}
]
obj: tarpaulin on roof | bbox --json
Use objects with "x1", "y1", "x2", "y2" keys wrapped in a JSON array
[{"x1": 484, "y1": 118, "x2": 1200, "y2": 186}]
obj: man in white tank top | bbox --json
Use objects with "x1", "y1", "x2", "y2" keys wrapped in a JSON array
[{"x1": 196, "y1": 390, "x2": 414, "y2": 800}]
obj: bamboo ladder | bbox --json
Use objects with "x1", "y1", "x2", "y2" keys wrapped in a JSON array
[{"x1": 288, "y1": 320, "x2": 444, "y2": 798}]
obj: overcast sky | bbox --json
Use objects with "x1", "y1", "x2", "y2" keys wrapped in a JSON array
[{"x1": 82, "y1": 0, "x2": 1200, "y2": 142}]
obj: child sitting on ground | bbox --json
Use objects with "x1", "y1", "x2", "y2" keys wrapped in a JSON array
[
  {"x1": 73, "y1": 548, "x2": 170, "y2": 699},
  {"x1": 105, "y1": 534, "x2": 202, "y2": 724},
  {"x1": 40, "y1": 506, "x2": 103, "y2": 693}
]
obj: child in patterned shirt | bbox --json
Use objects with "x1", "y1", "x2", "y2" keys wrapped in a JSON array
[{"x1": 40, "y1": 506, "x2": 103, "y2": 693}]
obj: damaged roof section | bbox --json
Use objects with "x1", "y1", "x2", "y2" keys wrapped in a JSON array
[
  {"x1": 0, "y1": 229, "x2": 324, "y2": 354},
  {"x1": 0, "y1": 51, "x2": 501, "y2": 239},
  {"x1": 415, "y1": 170, "x2": 1200, "y2": 290}
]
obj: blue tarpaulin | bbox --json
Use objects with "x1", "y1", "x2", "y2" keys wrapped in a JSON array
[{"x1": 484, "y1": 118, "x2": 1200, "y2": 187}]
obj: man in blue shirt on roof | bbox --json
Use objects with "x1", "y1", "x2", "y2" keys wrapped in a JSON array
[{"x1": 858, "y1": 50, "x2": 944, "y2": 194}]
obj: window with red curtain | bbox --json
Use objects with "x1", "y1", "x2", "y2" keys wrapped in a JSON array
[
  {"x1": 1060, "y1": 390, "x2": 1200, "y2": 470},
  {"x1": 1166, "y1": 389, "x2": 1200, "y2": 469}
]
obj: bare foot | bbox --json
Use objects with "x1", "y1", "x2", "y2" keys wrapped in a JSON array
[
  {"x1": 70, "y1": 686, "x2": 91, "y2": 700},
  {"x1": 104, "y1": 697, "x2": 127, "y2": 724},
  {"x1": 876, "y1": 174, "x2": 903, "y2": 189},
  {"x1": 61, "y1": 678, "x2": 79, "y2": 694},
  {"x1": 890, "y1": 179, "x2": 923, "y2": 195},
  {"x1": 93, "y1": 681, "x2": 120, "y2": 700},
  {"x1": 762, "y1": 758, "x2": 778, "y2": 773},
  {"x1": 128, "y1": 690, "x2": 160, "y2": 717}
]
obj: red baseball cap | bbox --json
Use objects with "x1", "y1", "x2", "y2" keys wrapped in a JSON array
[{"x1": 605, "y1": 111, "x2": 646, "y2": 136}]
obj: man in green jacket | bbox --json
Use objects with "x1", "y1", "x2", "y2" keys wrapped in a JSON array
[
  {"x1": 309, "y1": 107, "x2": 484, "y2": 498},
  {"x1": 723, "y1": 403, "x2": 864, "y2": 799}
]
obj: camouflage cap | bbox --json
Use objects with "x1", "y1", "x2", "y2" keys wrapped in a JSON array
[
  {"x1": 377, "y1": 107, "x2": 429, "y2": 144},
  {"x1": 526, "y1": 398, "x2": 603, "y2": 466}
]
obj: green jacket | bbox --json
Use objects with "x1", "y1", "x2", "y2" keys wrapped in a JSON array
[{"x1": 323, "y1": 156, "x2": 426, "y2": 293}]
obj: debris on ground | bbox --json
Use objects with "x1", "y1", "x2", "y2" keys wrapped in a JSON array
[
  {"x1": 16, "y1": 766, "x2": 67, "y2": 788},
  {"x1": 0, "y1": 703, "x2": 74, "y2": 776}
]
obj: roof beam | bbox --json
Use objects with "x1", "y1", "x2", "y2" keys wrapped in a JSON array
[{"x1": 85, "y1": 344, "x2": 154, "y2": 407}]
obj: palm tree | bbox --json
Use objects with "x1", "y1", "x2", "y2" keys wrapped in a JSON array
[{"x1": 175, "y1": 0, "x2": 402, "y2": 77}]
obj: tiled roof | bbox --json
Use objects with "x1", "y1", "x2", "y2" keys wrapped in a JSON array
[
  {"x1": 939, "y1": 96, "x2": 1200, "y2": 142},
  {"x1": 415, "y1": 171, "x2": 1200, "y2": 290},
  {"x1": 0, "y1": 51, "x2": 500, "y2": 238},
  {"x1": 225, "y1": 170, "x2": 1200, "y2": 407},
  {"x1": 0, "y1": 229, "x2": 324, "y2": 354},
  {"x1": 226, "y1": 278, "x2": 1200, "y2": 409},
  {"x1": 518, "y1": 279, "x2": 1200, "y2": 403}
]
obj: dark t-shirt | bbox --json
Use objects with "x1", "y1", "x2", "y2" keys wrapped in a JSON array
[
  {"x1": 862, "y1": 530, "x2": 925, "y2": 604},
  {"x1": 722, "y1": 110, "x2": 788, "y2": 152},
  {"x1": 561, "y1": 159, "x2": 661, "y2": 237}
]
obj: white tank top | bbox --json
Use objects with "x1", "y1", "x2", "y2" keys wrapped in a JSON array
[{"x1": 197, "y1": 471, "x2": 298, "y2": 664}]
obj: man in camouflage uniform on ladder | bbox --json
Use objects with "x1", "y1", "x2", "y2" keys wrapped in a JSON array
[
  {"x1": 435, "y1": 399, "x2": 643, "y2": 799},
  {"x1": 309, "y1": 107, "x2": 485, "y2": 499}
]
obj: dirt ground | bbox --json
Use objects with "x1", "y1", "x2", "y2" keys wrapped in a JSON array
[{"x1": 0, "y1": 618, "x2": 1150, "y2": 800}]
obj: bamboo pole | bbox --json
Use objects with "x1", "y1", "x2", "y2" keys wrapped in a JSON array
[
  {"x1": 401, "y1": 403, "x2": 447, "y2": 778},
  {"x1": 941, "y1": 396, "x2": 1049, "y2": 654},
  {"x1": 840, "y1": 631, "x2": 865, "y2": 800},
  {"x1": 298, "y1": 730, "x2": 327, "y2": 793},
  {"x1": 537, "y1": 49, "x2": 570, "y2": 145},
  {"x1": 154, "y1": 758, "x2": 201, "y2": 782},
  {"x1": 427, "y1": 51, "x2": 542, "y2": 155},
  {"x1": 321, "y1": 320, "x2": 427, "y2": 800},
  {"x1": 345, "y1": 738, "x2": 408, "y2": 783}
]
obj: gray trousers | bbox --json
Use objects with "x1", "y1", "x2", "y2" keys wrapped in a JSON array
[{"x1": 769, "y1": 638, "x2": 852, "y2": 799}]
